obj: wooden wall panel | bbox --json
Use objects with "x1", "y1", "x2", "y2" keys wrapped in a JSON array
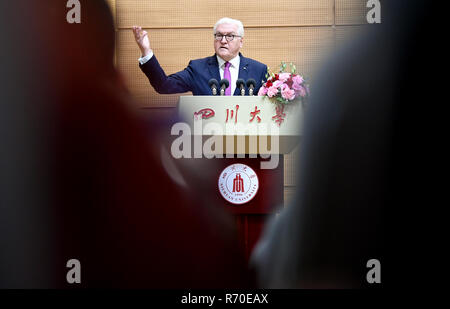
[
  {"x1": 116, "y1": 0, "x2": 334, "y2": 28},
  {"x1": 117, "y1": 28, "x2": 199, "y2": 107},
  {"x1": 245, "y1": 27, "x2": 334, "y2": 82},
  {"x1": 116, "y1": 27, "x2": 334, "y2": 107},
  {"x1": 335, "y1": 0, "x2": 368, "y2": 25},
  {"x1": 284, "y1": 187, "x2": 297, "y2": 208},
  {"x1": 284, "y1": 146, "x2": 299, "y2": 186}
]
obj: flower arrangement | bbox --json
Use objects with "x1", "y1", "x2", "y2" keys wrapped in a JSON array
[{"x1": 258, "y1": 62, "x2": 309, "y2": 105}]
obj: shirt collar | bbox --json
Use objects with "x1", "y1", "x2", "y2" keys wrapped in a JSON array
[{"x1": 217, "y1": 54, "x2": 240, "y2": 69}]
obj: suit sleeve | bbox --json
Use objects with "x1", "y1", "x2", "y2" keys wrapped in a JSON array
[
  {"x1": 139, "y1": 55, "x2": 194, "y2": 94},
  {"x1": 255, "y1": 64, "x2": 268, "y2": 94},
  {"x1": 260, "y1": 65, "x2": 268, "y2": 84}
]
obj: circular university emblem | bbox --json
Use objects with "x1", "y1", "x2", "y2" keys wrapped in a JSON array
[{"x1": 218, "y1": 163, "x2": 259, "y2": 205}]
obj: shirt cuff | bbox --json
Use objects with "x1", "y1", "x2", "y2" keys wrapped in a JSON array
[{"x1": 138, "y1": 51, "x2": 154, "y2": 65}]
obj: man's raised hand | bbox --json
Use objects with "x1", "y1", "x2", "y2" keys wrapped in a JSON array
[{"x1": 132, "y1": 26, "x2": 152, "y2": 57}]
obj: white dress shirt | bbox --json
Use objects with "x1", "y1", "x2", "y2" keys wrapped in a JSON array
[
  {"x1": 138, "y1": 51, "x2": 154, "y2": 65},
  {"x1": 138, "y1": 52, "x2": 240, "y2": 95}
]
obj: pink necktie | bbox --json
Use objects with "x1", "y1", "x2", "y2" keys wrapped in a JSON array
[{"x1": 224, "y1": 61, "x2": 231, "y2": 96}]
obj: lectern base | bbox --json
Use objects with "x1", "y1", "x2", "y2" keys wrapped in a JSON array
[{"x1": 176, "y1": 156, "x2": 284, "y2": 260}]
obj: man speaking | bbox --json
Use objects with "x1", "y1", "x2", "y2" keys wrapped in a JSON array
[{"x1": 132, "y1": 18, "x2": 267, "y2": 96}]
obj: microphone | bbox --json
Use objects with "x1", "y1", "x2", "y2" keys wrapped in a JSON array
[
  {"x1": 208, "y1": 79, "x2": 219, "y2": 95},
  {"x1": 236, "y1": 79, "x2": 246, "y2": 96},
  {"x1": 219, "y1": 79, "x2": 230, "y2": 96},
  {"x1": 246, "y1": 79, "x2": 256, "y2": 96}
]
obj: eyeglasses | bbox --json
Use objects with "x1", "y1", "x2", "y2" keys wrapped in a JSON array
[{"x1": 214, "y1": 33, "x2": 241, "y2": 42}]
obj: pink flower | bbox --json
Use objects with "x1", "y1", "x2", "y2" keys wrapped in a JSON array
[
  {"x1": 272, "y1": 80, "x2": 284, "y2": 89},
  {"x1": 292, "y1": 75, "x2": 306, "y2": 96},
  {"x1": 258, "y1": 86, "x2": 268, "y2": 96},
  {"x1": 267, "y1": 86, "x2": 278, "y2": 98},
  {"x1": 295, "y1": 85, "x2": 306, "y2": 97},
  {"x1": 292, "y1": 81, "x2": 303, "y2": 91},
  {"x1": 278, "y1": 73, "x2": 291, "y2": 82},
  {"x1": 281, "y1": 85, "x2": 296, "y2": 100},
  {"x1": 292, "y1": 74, "x2": 304, "y2": 85}
]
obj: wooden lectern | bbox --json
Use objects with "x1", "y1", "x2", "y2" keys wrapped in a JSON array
[{"x1": 177, "y1": 96, "x2": 303, "y2": 260}]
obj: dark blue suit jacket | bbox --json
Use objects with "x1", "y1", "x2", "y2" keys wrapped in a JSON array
[{"x1": 139, "y1": 53, "x2": 267, "y2": 96}]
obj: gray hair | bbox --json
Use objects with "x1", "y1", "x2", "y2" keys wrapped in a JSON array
[{"x1": 213, "y1": 17, "x2": 244, "y2": 37}]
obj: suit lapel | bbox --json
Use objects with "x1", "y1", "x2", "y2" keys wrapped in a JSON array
[
  {"x1": 208, "y1": 55, "x2": 221, "y2": 84},
  {"x1": 235, "y1": 53, "x2": 249, "y2": 96}
]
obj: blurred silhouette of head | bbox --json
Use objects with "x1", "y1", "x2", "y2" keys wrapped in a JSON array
[
  {"x1": 55, "y1": 0, "x2": 115, "y2": 79},
  {"x1": 1, "y1": 0, "x2": 251, "y2": 288},
  {"x1": 250, "y1": 0, "x2": 431, "y2": 288}
]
